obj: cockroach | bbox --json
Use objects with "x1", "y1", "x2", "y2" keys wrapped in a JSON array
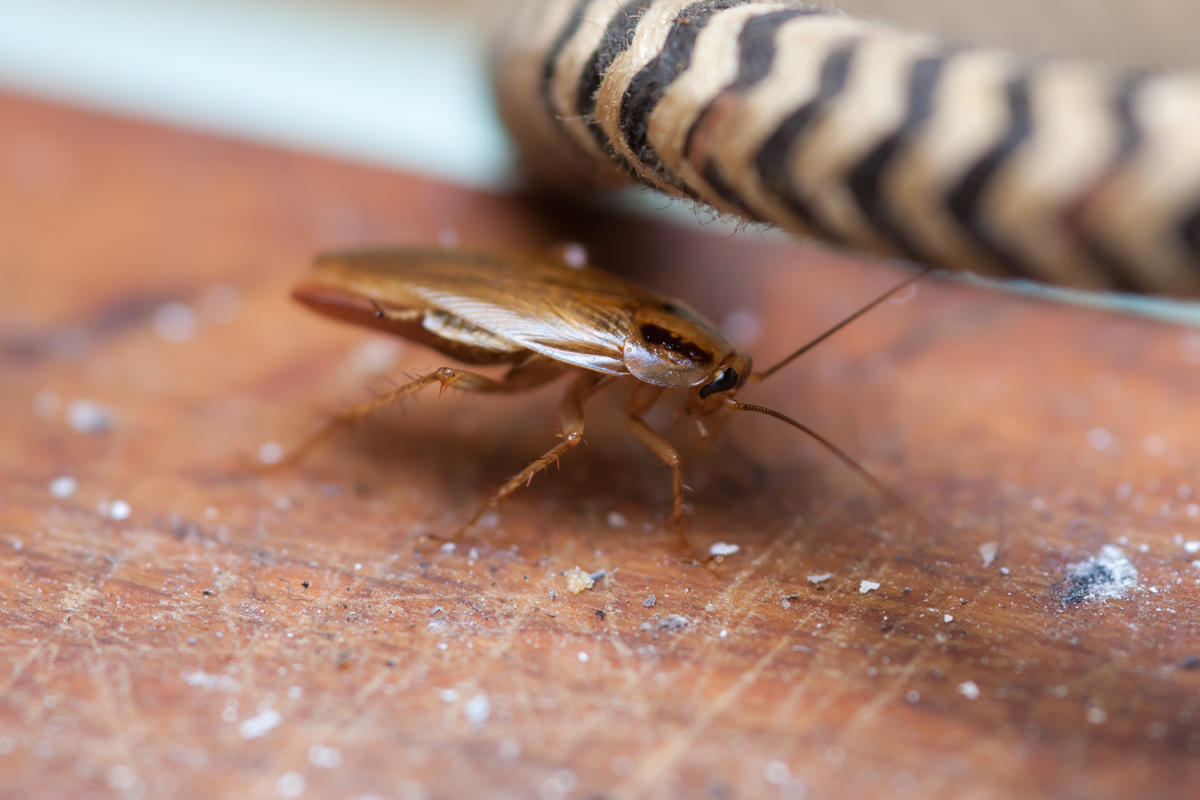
[{"x1": 283, "y1": 246, "x2": 929, "y2": 550}]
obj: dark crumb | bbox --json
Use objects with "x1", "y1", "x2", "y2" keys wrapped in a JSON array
[
  {"x1": 784, "y1": 593, "x2": 800, "y2": 601},
  {"x1": 1180, "y1": 656, "x2": 1200, "y2": 670},
  {"x1": 902, "y1": 587, "x2": 912, "y2": 595},
  {"x1": 1059, "y1": 561, "x2": 1116, "y2": 604},
  {"x1": 202, "y1": 589, "x2": 213, "y2": 596},
  {"x1": 880, "y1": 623, "x2": 894, "y2": 633},
  {"x1": 960, "y1": 598, "x2": 968, "y2": 605},
  {"x1": 595, "y1": 609, "x2": 606, "y2": 620},
  {"x1": 301, "y1": 580, "x2": 311, "y2": 589}
]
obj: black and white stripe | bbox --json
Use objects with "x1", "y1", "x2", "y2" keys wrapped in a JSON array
[{"x1": 493, "y1": 0, "x2": 1200, "y2": 296}]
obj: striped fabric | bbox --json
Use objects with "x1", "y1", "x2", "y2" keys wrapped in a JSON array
[{"x1": 493, "y1": 0, "x2": 1200, "y2": 296}]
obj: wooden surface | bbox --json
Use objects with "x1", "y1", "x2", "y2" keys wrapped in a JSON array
[{"x1": 3, "y1": 91, "x2": 1200, "y2": 799}]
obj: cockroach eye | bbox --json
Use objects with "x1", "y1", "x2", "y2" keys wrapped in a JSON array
[{"x1": 699, "y1": 367, "x2": 739, "y2": 398}]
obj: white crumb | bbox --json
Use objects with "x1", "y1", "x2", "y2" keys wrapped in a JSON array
[
  {"x1": 67, "y1": 400, "x2": 115, "y2": 434},
  {"x1": 957, "y1": 681, "x2": 980, "y2": 700},
  {"x1": 258, "y1": 442, "x2": 283, "y2": 465},
  {"x1": 463, "y1": 692, "x2": 490, "y2": 725},
  {"x1": 238, "y1": 708, "x2": 281, "y2": 739},
  {"x1": 564, "y1": 566, "x2": 596, "y2": 594}
]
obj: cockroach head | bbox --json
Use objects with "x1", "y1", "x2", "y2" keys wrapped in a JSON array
[{"x1": 691, "y1": 351, "x2": 753, "y2": 414}]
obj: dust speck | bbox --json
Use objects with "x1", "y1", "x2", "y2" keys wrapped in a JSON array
[
  {"x1": 709, "y1": 542, "x2": 739, "y2": 557},
  {"x1": 859, "y1": 580, "x2": 881, "y2": 594},
  {"x1": 48, "y1": 476, "x2": 76, "y2": 499},
  {"x1": 657, "y1": 615, "x2": 689, "y2": 631},
  {"x1": 605, "y1": 510, "x2": 627, "y2": 528},
  {"x1": 463, "y1": 691, "x2": 490, "y2": 725},
  {"x1": 344, "y1": 338, "x2": 403, "y2": 376},
  {"x1": 539, "y1": 769, "x2": 578, "y2": 800},
  {"x1": 643, "y1": 594, "x2": 656, "y2": 608},
  {"x1": 957, "y1": 681, "x2": 980, "y2": 700},
  {"x1": 564, "y1": 566, "x2": 596, "y2": 594},
  {"x1": 67, "y1": 400, "x2": 115, "y2": 433},
  {"x1": 978, "y1": 541, "x2": 999, "y2": 567},
  {"x1": 258, "y1": 442, "x2": 283, "y2": 465},
  {"x1": 1086, "y1": 426, "x2": 1115, "y2": 451},
  {"x1": 763, "y1": 760, "x2": 791, "y2": 784},
  {"x1": 307, "y1": 744, "x2": 342, "y2": 769},
  {"x1": 152, "y1": 301, "x2": 198, "y2": 342},
  {"x1": 99, "y1": 499, "x2": 131, "y2": 521},
  {"x1": 807, "y1": 572, "x2": 833, "y2": 585},
  {"x1": 562, "y1": 242, "x2": 588, "y2": 269},
  {"x1": 275, "y1": 771, "x2": 305, "y2": 799},
  {"x1": 239, "y1": 709, "x2": 281, "y2": 739},
  {"x1": 1061, "y1": 545, "x2": 1138, "y2": 604}
]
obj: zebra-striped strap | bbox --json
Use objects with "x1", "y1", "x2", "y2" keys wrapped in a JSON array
[{"x1": 492, "y1": 0, "x2": 1200, "y2": 297}]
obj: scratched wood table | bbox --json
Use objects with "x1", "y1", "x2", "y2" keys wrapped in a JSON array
[{"x1": 3, "y1": 91, "x2": 1200, "y2": 799}]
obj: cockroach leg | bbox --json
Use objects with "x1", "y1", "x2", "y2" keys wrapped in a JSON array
[
  {"x1": 266, "y1": 361, "x2": 564, "y2": 472},
  {"x1": 623, "y1": 384, "x2": 694, "y2": 557},
  {"x1": 455, "y1": 371, "x2": 604, "y2": 536}
]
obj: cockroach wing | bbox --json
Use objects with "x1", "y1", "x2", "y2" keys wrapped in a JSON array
[{"x1": 306, "y1": 248, "x2": 675, "y2": 375}]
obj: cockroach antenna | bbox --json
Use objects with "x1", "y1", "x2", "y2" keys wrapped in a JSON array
[{"x1": 734, "y1": 265, "x2": 938, "y2": 528}]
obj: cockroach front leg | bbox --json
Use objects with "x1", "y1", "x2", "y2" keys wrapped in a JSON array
[
  {"x1": 623, "y1": 384, "x2": 692, "y2": 556},
  {"x1": 457, "y1": 371, "x2": 604, "y2": 535},
  {"x1": 268, "y1": 360, "x2": 563, "y2": 471}
]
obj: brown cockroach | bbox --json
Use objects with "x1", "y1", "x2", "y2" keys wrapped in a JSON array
[{"x1": 284, "y1": 245, "x2": 928, "y2": 550}]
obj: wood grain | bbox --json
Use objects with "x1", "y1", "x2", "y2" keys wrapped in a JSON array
[{"x1": 2, "y1": 91, "x2": 1199, "y2": 799}]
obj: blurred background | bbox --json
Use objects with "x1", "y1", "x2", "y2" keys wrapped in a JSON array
[{"x1": 4, "y1": 0, "x2": 1197, "y2": 321}]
